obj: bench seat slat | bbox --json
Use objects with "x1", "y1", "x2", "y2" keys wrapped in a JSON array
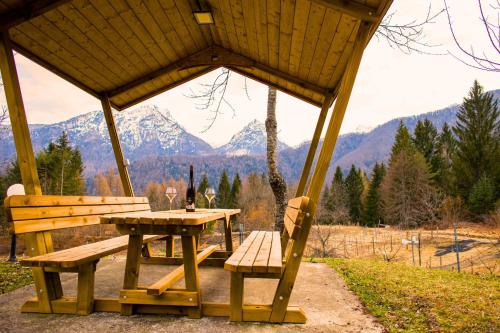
[
  {"x1": 5, "y1": 195, "x2": 148, "y2": 207},
  {"x1": 224, "y1": 231, "x2": 282, "y2": 274},
  {"x1": 20, "y1": 235, "x2": 163, "y2": 268}
]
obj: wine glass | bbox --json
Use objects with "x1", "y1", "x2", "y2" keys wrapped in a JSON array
[
  {"x1": 204, "y1": 187, "x2": 216, "y2": 209},
  {"x1": 165, "y1": 187, "x2": 177, "y2": 211}
]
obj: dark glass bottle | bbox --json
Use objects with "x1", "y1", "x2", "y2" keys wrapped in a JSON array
[{"x1": 186, "y1": 165, "x2": 196, "y2": 212}]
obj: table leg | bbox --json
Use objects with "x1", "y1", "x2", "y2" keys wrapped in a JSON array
[
  {"x1": 223, "y1": 213, "x2": 233, "y2": 252},
  {"x1": 165, "y1": 235, "x2": 174, "y2": 257},
  {"x1": 121, "y1": 234, "x2": 143, "y2": 315},
  {"x1": 181, "y1": 235, "x2": 201, "y2": 318}
]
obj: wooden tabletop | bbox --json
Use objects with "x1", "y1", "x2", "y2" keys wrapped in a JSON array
[{"x1": 100, "y1": 208, "x2": 240, "y2": 226}]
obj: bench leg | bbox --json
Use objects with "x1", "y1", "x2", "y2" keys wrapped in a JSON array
[
  {"x1": 165, "y1": 235, "x2": 174, "y2": 257},
  {"x1": 230, "y1": 272, "x2": 244, "y2": 321},
  {"x1": 224, "y1": 213, "x2": 233, "y2": 252},
  {"x1": 76, "y1": 262, "x2": 96, "y2": 315},
  {"x1": 181, "y1": 235, "x2": 202, "y2": 318}
]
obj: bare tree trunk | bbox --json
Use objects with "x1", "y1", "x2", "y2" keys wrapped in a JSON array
[{"x1": 265, "y1": 87, "x2": 287, "y2": 232}]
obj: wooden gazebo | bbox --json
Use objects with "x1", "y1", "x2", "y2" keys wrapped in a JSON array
[{"x1": 1, "y1": 0, "x2": 392, "y2": 323}]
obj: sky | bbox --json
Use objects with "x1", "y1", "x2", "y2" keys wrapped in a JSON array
[{"x1": 1, "y1": 0, "x2": 498, "y2": 148}]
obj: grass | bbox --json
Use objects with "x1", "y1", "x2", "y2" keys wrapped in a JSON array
[
  {"x1": 327, "y1": 258, "x2": 499, "y2": 333},
  {"x1": 0, "y1": 260, "x2": 33, "y2": 294}
]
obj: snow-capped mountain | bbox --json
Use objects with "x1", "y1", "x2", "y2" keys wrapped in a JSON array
[
  {"x1": 0, "y1": 105, "x2": 214, "y2": 173},
  {"x1": 216, "y1": 119, "x2": 290, "y2": 156}
]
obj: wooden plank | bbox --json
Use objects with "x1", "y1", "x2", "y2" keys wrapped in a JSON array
[
  {"x1": 181, "y1": 235, "x2": 202, "y2": 318},
  {"x1": 311, "y1": 0, "x2": 379, "y2": 22},
  {"x1": 21, "y1": 235, "x2": 162, "y2": 268},
  {"x1": 101, "y1": 96, "x2": 135, "y2": 197},
  {"x1": 76, "y1": 262, "x2": 95, "y2": 315},
  {"x1": 297, "y1": 2, "x2": 325, "y2": 81},
  {"x1": 237, "y1": 231, "x2": 266, "y2": 272},
  {"x1": 223, "y1": 213, "x2": 233, "y2": 252},
  {"x1": 147, "y1": 245, "x2": 218, "y2": 295},
  {"x1": 269, "y1": 232, "x2": 283, "y2": 271},
  {"x1": 230, "y1": 272, "x2": 244, "y2": 321},
  {"x1": 120, "y1": 289, "x2": 199, "y2": 307},
  {"x1": 11, "y1": 203, "x2": 151, "y2": 221},
  {"x1": 0, "y1": 31, "x2": 42, "y2": 195},
  {"x1": 0, "y1": 0, "x2": 72, "y2": 30},
  {"x1": 94, "y1": 298, "x2": 120, "y2": 312},
  {"x1": 224, "y1": 231, "x2": 260, "y2": 272},
  {"x1": 253, "y1": 231, "x2": 273, "y2": 273},
  {"x1": 295, "y1": 94, "x2": 333, "y2": 196},
  {"x1": 288, "y1": 0, "x2": 311, "y2": 78},
  {"x1": 121, "y1": 234, "x2": 143, "y2": 315},
  {"x1": 243, "y1": 305, "x2": 307, "y2": 323},
  {"x1": 5, "y1": 195, "x2": 148, "y2": 208},
  {"x1": 115, "y1": 223, "x2": 204, "y2": 236}
]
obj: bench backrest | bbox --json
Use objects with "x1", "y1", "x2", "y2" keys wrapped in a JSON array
[
  {"x1": 5, "y1": 195, "x2": 151, "y2": 234},
  {"x1": 282, "y1": 196, "x2": 312, "y2": 262}
]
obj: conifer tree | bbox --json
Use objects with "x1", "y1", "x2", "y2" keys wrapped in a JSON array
[
  {"x1": 361, "y1": 163, "x2": 386, "y2": 227},
  {"x1": 197, "y1": 173, "x2": 210, "y2": 208},
  {"x1": 345, "y1": 165, "x2": 364, "y2": 223},
  {"x1": 435, "y1": 122, "x2": 457, "y2": 194},
  {"x1": 468, "y1": 175, "x2": 496, "y2": 215},
  {"x1": 452, "y1": 80, "x2": 499, "y2": 208},
  {"x1": 413, "y1": 119, "x2": 439, "y2": 174},
  {"x1": 390, "y1": 121, "x2": 415, "y2": 164},
  {"x1": 230, "y1": 173, "x2": 242, "y2": 208},
  {"x1": 216, "y1": 170, "x2": 231, "y2": 208}
]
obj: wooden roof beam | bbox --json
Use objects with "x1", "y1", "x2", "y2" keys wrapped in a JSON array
[
  {"x1": 311, "y1": 0, "x2": 379, "y2": 22},
  {"x1": 108, "y1": 46, "x2": 327, "y2": 99},
  {"x1": 0, "y1": 0, "x2": 72, "y2": 31}
]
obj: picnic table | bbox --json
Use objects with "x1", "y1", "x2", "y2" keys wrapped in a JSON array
[{"x1": 100, "y1": 208, "x2": 240, "y2": 317}]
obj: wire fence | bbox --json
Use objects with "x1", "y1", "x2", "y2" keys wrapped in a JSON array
[{"x1": 306, "y1": 224, "x2": 500, "y2": 275}]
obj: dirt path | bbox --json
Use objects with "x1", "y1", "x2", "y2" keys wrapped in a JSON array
[{"x1": 0, "y1": 259, "x2": 383, "y2": 333}]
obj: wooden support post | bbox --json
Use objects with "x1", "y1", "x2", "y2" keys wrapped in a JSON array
[
  {"x1": 0, "y1": 31, "x2": 41, "y2": 195},
  {"x1": 77, "y1": 262, "x2": 96, "y2": 315},
  {"x1": 101, "y1": 96, "x2": 134, "y2": 197},
  {"x1": 181, "y1": 235, "x2": 202, "y2": 318},
  {"x1": 121, "y1": 235, "x2": 143, "y2": 315},
  {"x1": 295, "y1": 93, "x2": 334, "y2": 197},
  {"x1": 271, "y1": 23, "x2": 372, "y2": 323},
  {"x1": 230, "y1": 272, "x2": 244, "y2": 321},
  {"x1": 306, "y1": 23, "x2": 371, "y2": 205},
  {"x1": 223, "y1": 213, "x2": 233, "y2": 252},
  {"x1": 165, "y1": 236, "x2": 174, "y2": 257}
]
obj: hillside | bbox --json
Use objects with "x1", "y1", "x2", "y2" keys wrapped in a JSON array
[{"x1": 1, "y1": 89, "x2": 499, "y2": 187}]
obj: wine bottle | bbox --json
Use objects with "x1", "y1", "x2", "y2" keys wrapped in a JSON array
[{"x1": 186, "y1": 165, "x2": 196, "y2": 212}]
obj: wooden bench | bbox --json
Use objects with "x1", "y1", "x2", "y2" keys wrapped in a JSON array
[
  {"x1": 224, "y1": 196, "x2": 312, "y2": 323},
  {"x1": 4, "y1": 194, "x2": 163, "y2": 315}
]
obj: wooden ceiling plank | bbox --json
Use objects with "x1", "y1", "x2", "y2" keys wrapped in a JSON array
[
  {"x1": 266, "y1": 0, "x2": 280, "y2": 84},
  {"x1": 146, "y1": 0, "x2": 189, "y2": 58},
  {"x1": 187, "y1": 0, "x2": 214, "y2": 45},
  {"x1": 126, "y1": 0, "x2": 183, "y2": 85},
  {"x1": 29, "y1": 15, "x2": 121, "y2": 89},
  {"x1": 278, "y1": 0, "x2": 295, "y2": 91},
  {"x1": 217, "y1": 0, "x2": 240, "y2": 52},
  {"x1": 229, "y1": 0, "x2": 250, "y2": 56},
  {"x1": 228, "y1": 66, "x2": 321, "y2": 107},
  {"x1": 0, "y1": 0, "x2": 72, "y2": 30},
  {"x1": 311, "y1": 0, "x2": 379, "y2": 22},
  {"x1": 16, "y1": 21, "x2": 111, "y2": 91},
  {"x1": 209, "y1": 0, "x2": 230, "y2": 49},
  {"x1": 318, "y1": 15, "x2": 357, "y2": 87},
  {"x1": 75, "y1": 1, "x2": 151, "y2": 96},
  {"x1": 62, "y1": 4, "x2": 140, "y2": 81},
  {"x1": 287, "y1": 0, "x2": 309, "y2": 77},
  {"x1": 297, "y1": 2, "x2": 325, "y2": 81},
  {"x1": 253, "y1": 0, "x2": 269, "y2": 80},
  {"x1": 175, "y1": 0, "x2": 211, "y2": 49},
  {"x1": 160, "y1": 0, "x2": 199, "y2": 52},
  {"x1": 306, "y1": 8, "x2": 342, "y2": 83},
  {"x1": 44, "y1": 8, "x2": 132, "y2": 87},
  {"x1": 115, "y1": 66, "x2": 218, "y2": 110},
  {"x1": 93, "y1": 0, "x2": 163, "y2": 93},
  {"x1": 10, "y1": 38, "x2": 101, "y2": 100},
  {"x1": 328, "y1": 21, "x2": 359, "y2": 87},
  {"x1": 241, "y1": 0, "x2": 259, "y2": 61}
]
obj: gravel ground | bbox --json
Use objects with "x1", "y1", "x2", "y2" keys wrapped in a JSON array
[{"x1": 0, "y1": 258, "x2": 384, "y2": 333}]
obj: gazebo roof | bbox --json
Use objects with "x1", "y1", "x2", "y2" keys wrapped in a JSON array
[{"x1": 0, "y1": 0, "x2": 391, "y2": 110}]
